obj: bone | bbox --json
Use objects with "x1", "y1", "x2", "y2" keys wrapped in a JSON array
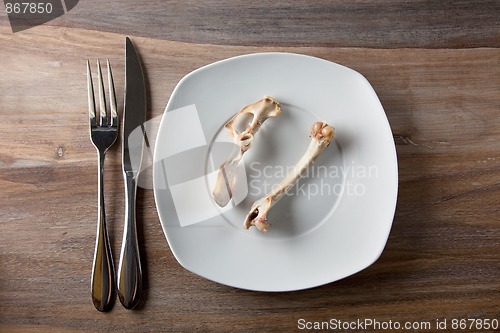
[
  {"x1": 243, "y1": 121, "x2": 335, "y2": 232},
  {"x1": 212, "y1": 97, "x2": 281, "y2": 207}
]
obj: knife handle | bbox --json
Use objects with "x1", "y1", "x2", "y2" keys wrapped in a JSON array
[{"x1": 117, "y1": 174, "x2": 143, "y2": 309}]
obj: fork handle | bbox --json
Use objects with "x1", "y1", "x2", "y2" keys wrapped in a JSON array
[
  {"x1": 117, "y1": 174, "x2": 142, "y2": 309},
  {"x1": 91, "y1": 152, "x2": 116, "y2": 312}
]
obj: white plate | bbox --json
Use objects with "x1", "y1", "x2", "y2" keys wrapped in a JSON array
[{"x1": 153, "y1": 53, "x2": 398, "y2": 291}]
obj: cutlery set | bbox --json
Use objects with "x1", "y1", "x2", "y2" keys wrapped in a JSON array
[{"x1": 87, "y1": 38, "x2": 146, "y2": 312}]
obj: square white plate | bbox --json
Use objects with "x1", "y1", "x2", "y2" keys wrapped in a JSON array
[{"x1": 153, "y1": 53, "x2": 398, "y2": 291}]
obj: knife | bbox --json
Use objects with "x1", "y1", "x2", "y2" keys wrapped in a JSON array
[{"x1": 117, "y1": 37, "x2": 146, "y2": 309}]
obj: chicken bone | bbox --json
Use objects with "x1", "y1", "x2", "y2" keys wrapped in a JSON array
[{"x1": 243, "y1": 121, "x2": 335, "y2": 232}]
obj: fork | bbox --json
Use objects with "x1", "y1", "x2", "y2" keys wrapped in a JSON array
[{"x1": 87, "y1": 59, "x2": 118, "y2": 312}]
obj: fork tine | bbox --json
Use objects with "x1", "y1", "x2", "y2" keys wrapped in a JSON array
[
  {"x1": 97, "y1": 60, "x2": 108, "y2": 126},
  {"x1": 87, "y1": 60, "x2": 97, "y2": 127},
  {"x1": 107, "y1": 59, "x2": 118, "y2": 127}
]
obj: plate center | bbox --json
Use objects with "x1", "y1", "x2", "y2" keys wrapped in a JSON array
[{"x1": 205, "y1": 103, "x2": 344, "y2": 240}]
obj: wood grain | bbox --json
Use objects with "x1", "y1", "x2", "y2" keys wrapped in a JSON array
[
  {"x1": 39, "y1": 0, "x2": 500, "y2": 48},
  {"x1": 0, "y1": 3, "x2": 499, "y2": 332}
]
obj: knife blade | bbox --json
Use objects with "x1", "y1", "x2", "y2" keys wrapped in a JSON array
[{"x1": 117, "y1": 37, "x2": 146, "y2": 310}]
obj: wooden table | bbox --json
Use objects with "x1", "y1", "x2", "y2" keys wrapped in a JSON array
[{"x1": 1, "y1": 1, "x2": 499, "y2": 332}]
